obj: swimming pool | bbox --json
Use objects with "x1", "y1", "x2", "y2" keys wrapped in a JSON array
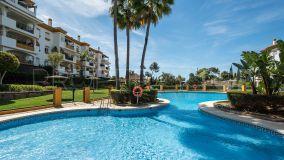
[{"x1": 0, "y1": 92, "x2": 283, "y2": 160}]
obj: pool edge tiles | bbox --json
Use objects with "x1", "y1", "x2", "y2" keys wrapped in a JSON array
[
  {"x1": 198, "y1": 101, "x2": 284, "y2": 136},
  {"x1": 0, "y1": 99, "x2": 170, "y2": 131}
]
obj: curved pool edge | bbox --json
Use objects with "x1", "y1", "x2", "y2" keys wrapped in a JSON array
[
  {"x1": 0, "y1": 98, "x2": 170, "y2": 130},
  {"x1": 198, "y1": 101, "x2": 284, "y2": 136}
]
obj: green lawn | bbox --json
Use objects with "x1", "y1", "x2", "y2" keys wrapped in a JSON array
[{"x1": 0, "y1": 89, "x2": 109, "y2": 111}]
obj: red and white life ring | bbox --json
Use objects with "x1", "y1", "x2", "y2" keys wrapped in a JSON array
[
  {"x1": 193, "y1": 84, "x2": 198, "y2": 90},
  {"x1": 132, "y1": 86, "x2": 144, "y2": 97}
]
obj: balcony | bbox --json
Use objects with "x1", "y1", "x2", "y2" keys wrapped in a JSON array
[
  {"x1": 16, "y1": 42, "x2": 34, "y2": 51},
  {"x1": 5, "y1": 0, "x2": 36, "y2": 16},
  {"x1": 63, "y1": 53, "x2": 74, "y2": 62},
  {"x1": 0, "y1": 36, "x2": 17, "y2": 48},
  {"x1": 16, "y1": 22, "x2": 34, "y2": 34},
  {"x1": 66, "y1": 44, "x2": 74, "y2": 50},
  {"x1": 0, "y1": 16, "x2": 16, "y2": 29}
]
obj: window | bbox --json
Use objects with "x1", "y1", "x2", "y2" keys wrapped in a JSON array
[
  {"x1": 61, "y1": 36, "x2": 65, "y2": 42},
  {"x1": 45, "y1": 32, "x2": 50, "y2": 41},
  {"x1": 45, "y1": 46, "x2": 49, "y2": 54},
  {"x1": 35, "y1": 57, "x2": 40, "y2": 66},
  {"x1": 44, "y1": 60, "x2": 49, "y2": 66},
  {"x1": 36, "y1": 28, "x2": 41, "y2": 38}
]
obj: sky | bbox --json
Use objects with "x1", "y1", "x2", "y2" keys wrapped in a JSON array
[{"x1": 34, "y1": 0, "x2": 284, "y2": 78}]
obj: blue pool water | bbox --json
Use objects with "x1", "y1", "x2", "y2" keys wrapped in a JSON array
[{"x1": 0, "y1": 92, "x2": 284, "y2": 160}]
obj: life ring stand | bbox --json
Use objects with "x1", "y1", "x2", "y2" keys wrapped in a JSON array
[{"x1": 132, "y1": 86, "x2": 144, "y2": 97}]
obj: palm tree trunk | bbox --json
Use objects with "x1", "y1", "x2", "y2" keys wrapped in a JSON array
[
  {"x1": 0, "y1": 71, "x2": 6, "y2": 85},
  {"x1": 113, "y1": 0, "x2": 120, "y2": 89},
  {"x1": 140, "y1": 18, "x2": 151, "y2": 85},
  {"x1": 125, "y1": 26, "x2": 130, "y2": 84}
]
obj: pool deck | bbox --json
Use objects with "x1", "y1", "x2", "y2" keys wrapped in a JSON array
[
  {"x1": 0, "y1": 98, "x2": 170, "y2": 123},
  {"x1": 199, "y1": 101, "x2": 284, "y2": 135}
]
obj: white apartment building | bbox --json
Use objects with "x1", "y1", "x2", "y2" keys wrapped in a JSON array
[
  {"x1": 263, "y1": 38, "x2": 281, "y2": 61},
  {"x1": 0, "y1": 0, "x2": 110, "y2": 79},
  {"x1": 0, "y1": 0, "x2": 41, "y2": 65}
]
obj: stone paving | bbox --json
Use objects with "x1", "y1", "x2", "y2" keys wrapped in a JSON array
[
  {"x1": 199, "y1": 101, "x2": 284, "y2": 135},
  {"x1": 0, "y1": 98, "x2": 170, "y2": 123}
]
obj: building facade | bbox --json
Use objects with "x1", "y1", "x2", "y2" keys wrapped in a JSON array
[
  {"x1": 0, "y1": 0, "x2": 110, "y2": 79},
  {"x1": 264, "y1": 38, "x2": 281, "y2": 62}
]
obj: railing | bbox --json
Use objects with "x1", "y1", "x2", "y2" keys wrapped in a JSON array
[
  {"x1": 16, "y1": 22, "x2": 34, "y2": 34},
  {"x1": 63, "y1": 53, "x2": 74, "y2": 61},
  {"x1": 66, "y1": 44, "x2": 74, "y2": 50},
  {"x1": 16, "y1": 42, "x2": 34, "y2": 51}
]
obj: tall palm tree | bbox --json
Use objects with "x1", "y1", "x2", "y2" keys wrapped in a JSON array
[
  {"x1": 139, "y1": 0, "x2": 174, "y2": 85},
  {"x1": 110, "y1": 0, "x2": 120, "y2": 89},
  {"x1": 110, "y1": 0, "x2": 141, "y2": 84}
]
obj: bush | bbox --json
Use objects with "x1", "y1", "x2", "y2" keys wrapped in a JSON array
[
  {"x1": 110, "y1": 89, "x2": 158, "y2": 105},
  {"x1": 227, "y1": 92, "x2": 284, "y2": 114},
  {"x1": 0, "y1": 84, "x2": 55, "y2": 92}
]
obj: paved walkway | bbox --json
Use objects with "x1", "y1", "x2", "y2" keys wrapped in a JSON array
[
  {"x1": 0, "y1": 99, "x2": 170, "y2": 123},
  {"x1": 199, "y1": 101, "x2": 284, "y2": 135}
]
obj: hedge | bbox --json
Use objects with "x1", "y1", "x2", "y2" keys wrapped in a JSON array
[
  {"x1": 227, "y1": 92, "x2": 284, "y2": 114},
  {"x1": 0, "y1": 84, "x2": 56, "y2": 92},
  {"x1": 110, "y1": 89, "x2": 158, "y2": 105}
]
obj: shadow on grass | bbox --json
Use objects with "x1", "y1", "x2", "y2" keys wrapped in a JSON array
[
  {"x1": 0, "y1": 100, "x2": 16, "y2": 106},
  {"x1": 46, "y1": 98, "x2": 74, "y2": 102}
]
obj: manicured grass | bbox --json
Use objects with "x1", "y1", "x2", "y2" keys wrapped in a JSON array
[{"x1": 0, "y1": 89, "x2": 109, "y2": 111}]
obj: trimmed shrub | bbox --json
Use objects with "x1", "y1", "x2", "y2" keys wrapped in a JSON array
[
  {"x1": 0, "y1": 84, "x2": 55, "y2": 92},
  {"x1": 110, "y1": 89, "x2": 158, "y2": 105},
  {"x1": 227, "y1": 92, "x2": 284, "y2": 114},
  {"x1": 110, "y1": 89, "x2": 130, "y2": 104}
]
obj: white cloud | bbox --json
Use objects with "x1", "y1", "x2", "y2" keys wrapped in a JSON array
[
  {"x1": 255, "y1": 11, "x2": 283, "y2": 23},
  {"x1": 132, "y1": 30, "x2": 144, "y2": 37},
  {"x1": 205, "y1": 25, "x2": 228, "y2": 36},
  {"x1": 35, "y1": 0, "x2": 111, "y2": 18}
]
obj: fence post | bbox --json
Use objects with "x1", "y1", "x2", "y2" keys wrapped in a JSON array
[
  {"x1": 242, "y1": 84, "x2": 246, "y2": 92},
  {"x1": 146, "y1": 85, "x2": 150, "y2": 90},
  {"x1": 160, "y1": 85, "x2": 164, "y2": 91},
  {"x1": 223, "y1": 85, "x2": 227, "y2": 92},
  {"x1": 83, "y1": 87, "x2": 90, "y2": 103},
  {"x1": 202, "y1": 84, "x2": 207, "y2": 91},
  {"x1": 186, "y1": 85, "x2": 189, "y2": 91},
  {"x1": 53, "y1": 87, "x2": 62, "y2": 107}
]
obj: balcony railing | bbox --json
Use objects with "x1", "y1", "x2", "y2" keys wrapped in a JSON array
[
  {"x1": 64, "y1": 53, "x2": 74, "y2": 61},
  {"x1": 16, "y1": 22, "x2": 34, "y2": 34},
  {"x1": 16, "y1": 42, "x2": 34, "y2": 51},
  {"x1": 66, "y1": 44, "x2": 74, "y2": 50}
]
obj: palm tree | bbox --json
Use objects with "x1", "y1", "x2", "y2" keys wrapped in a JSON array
[
  {"x1": 233, "y1": 51, "x2": 259, "y2": 94},
  {"x1": 110, "y1": 0, "x2": 141, "y2": 84},
  {"x1": 109, "y1": 0, "x2": 120, "y2": 89},
  {"x1": 79, "y1": 50, "x2": 89, "y2": 77},
  {"x1": 48, "y1": 52, "x2": 63, "y2": 86},
  {"x1": 149, "y1": 62, "x2": 160, "y2": 78},
  {"x1": 139, "y1": 0, "x2": 174, "y2": 85}
]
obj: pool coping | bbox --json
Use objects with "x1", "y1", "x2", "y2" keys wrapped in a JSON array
[
  {"x1": 0, "y1": 98, "x2": 170, "y2": 124},
  {"x1": 159, "y1": 91, "x2": 226, "y2": 93},
  {"x1": 198, "y1": 101, "x2": 284, "y2": 135}
]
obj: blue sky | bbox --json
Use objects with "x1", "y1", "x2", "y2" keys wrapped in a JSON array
[{"x1": 35, "y1": 0, "x2": 284, "y2": 78}]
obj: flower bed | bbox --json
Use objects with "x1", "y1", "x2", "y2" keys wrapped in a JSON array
[
  {"x1": 227, "y1": 92, "x2": 284, "y2": 115},
  {"x1": 110, "y1": 89, "x2": 158, "y2": 105}
]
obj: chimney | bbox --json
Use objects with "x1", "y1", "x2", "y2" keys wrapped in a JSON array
[
  {"x1": 273, "y1": 38, "x2": 277, "y2": 45},
  {"x1": 77, "y1": 35, "x2": 81, "y2": 41},
  {"x1": 48, "y1": 18, "x2": 52, "y2": 26},
  {"x1": 98, "y1": 47, "x2": 100, "y2": 51}
]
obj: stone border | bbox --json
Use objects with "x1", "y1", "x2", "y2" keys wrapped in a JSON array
[
  {"x1": 159, "y1": 91, "x2": 226, "y2": 93},
  {"x1": 199, "y1": 101, "x2": 284, "y2": 136},
  {"x1": 0, "y1": 98, "x2": 170, "y2": 125}
]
